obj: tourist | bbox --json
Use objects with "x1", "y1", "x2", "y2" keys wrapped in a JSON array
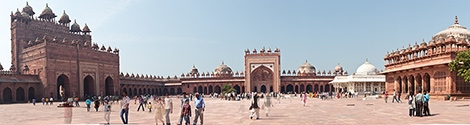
[
  {"x1": 181, "y1": 100, "x2": 191, "y2": 125},
  {"x1": 154, "y1": 97, "x2": 165, "y2": 125},
  {"x1": 86, "y1": 98, "x2": 92, "y2": 112},
  {"x1": 276, "y1": 93, "x2": 281, "y2": 104},
  {"x1": 179, "y1": 92, "x2": 189, "y2": 125},
  {"x1": 104, "y1": 100, "x2": 111, "y2": 124},
  {"x1": 193, "y1": 93, "x2": 205, "y2": 125},
  {"x1": 75, "y1": 97, "x2": 79, "y2": 107},
  {"x1": 138, "y1": 96, "x2": 145, "y2": 111},
  {"x1": 148, "y1": 102, "x2": 152, "y2": 112},
  {"x1": 423, "y1": 90, "x2": 430, "y2": 116},
  {"x1": 384, "y1": 91, "x2": 388, "y2": 103},
  {"x1": 263, "y1": 94, "x2": 273, "y2": 117},
  {"x1": 164, "y1": 92, "x2": 173, "y2": 125},
  {"x1": 397, "y1": 91, "x2": 402, "y2": 103},
  {"x1": 392, "y1": 89, "x2": 399, "y2": 103},
  {"x1": 415, "y1": 90, "x2": 424, "y2": 117},
  {"x1": 121, "y1": 91, "x2": 130, "y2": 124},
  {"x1": 301, "y1": 92, "x2": 307, "y2": 106},
  {"x1": 408, "y1": 91, "x2": 415, "y2": 117},
  {"x1": 50, "y1": 97, "x2": 54, "y2": 105},
  {"x1": 249, "y1": 92, "x2": 260, "y2": 120},
  {"x1": 42, "y1": 97, "x2": 45, "y2": 105},
  {"x1": 94, "y1": 98, "x2": 100, "y2": 112}
]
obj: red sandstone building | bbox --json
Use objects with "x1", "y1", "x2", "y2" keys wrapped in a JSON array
[
  {"x1": 382, "y1": 17, "x2": 470, "y2": 98},
  {"x1": 0, "y1": 3, "x2": 345, "y2": 103}
]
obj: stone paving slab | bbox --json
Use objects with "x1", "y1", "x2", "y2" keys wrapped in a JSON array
[{"x1": 1, "y1": 97, "x2": 470, "y2": 125}]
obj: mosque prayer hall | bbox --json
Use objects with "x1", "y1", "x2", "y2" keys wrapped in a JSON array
[{"x1": 0, "y1": 2, "x2": 350, "y2": 103}]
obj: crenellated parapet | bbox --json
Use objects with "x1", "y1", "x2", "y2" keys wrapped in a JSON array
[{"x1": 245, "y1": 47, "x2": 280, "y2": 56}]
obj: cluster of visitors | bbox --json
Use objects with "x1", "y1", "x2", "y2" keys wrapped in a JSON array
[
  {"x1": 41, "y1": 97, "x2": 54, "y2": 105},
  {"x1": 408, "y1": 90, "x2": 431, "y2": 117}
]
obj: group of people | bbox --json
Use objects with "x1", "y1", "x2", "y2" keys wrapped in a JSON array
[
  {"x1": 119, "y1": 91, "x2": 205, "y2": 125},
  {"x1": 40, "y1": 97, "x2": 54, "y2": 105},
  {"x1": 248, "y1": 92, "x2": 275, "y2": 119},
  {"x1": 407, "y1": 90, "x2": 431, "y2": 117}
]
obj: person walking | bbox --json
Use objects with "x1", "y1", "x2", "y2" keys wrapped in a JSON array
[
  {"x1": 94, "y1": 99, "x2": 100, "y2": 112},
  {"x1": 263, "y1": 94, "x2": 274, "y2": 117},
  {"x1": 384, "y1": 92, "x2": 388, "y2": 103},
  {"x1": 46, "y1": 97, "x2": 49, "y2": 105},
  {"x1": 121, "y1": 91, "x2": 130, "y2": 124},
  {"x1": 155, "y1": 98, "x2": 165, "y2": 125},
  {"x1": 249, "y1": 92, "x2": 260, "y2": 120},
  {"x1": 104, "y1": 100, "x2": 111, "y2": 124},
  {"x1": 397, "y1": 91, "x2": 402, "y2": 103},
  {"x1": 408, "y1": 92, "x2": 415, "y2": 117},
  {"x1": 86, "y1": 98, "x2": 92, "y2": 112},
  {"x1": 75, "y1": 97, "x2": 80, "y2": 107},
  {"x1": 164, "y1": 93, "x2": 173, "y2": 125},
  {"x1": 301, "y1": 92, "x2": 307, "y2": 106},
  {"x1": 193, "y1": 93, "x2": 205, "y2": 125},
  {"x1": 392, "y1": 89, "x2": 399, "y2": 103},
  {"x1": 42, "y1": 97, "x2": 45, "y2": 105},
  {"x1": 179, "y1": 92, "x2": 190, "y2": 125},
  {"x1": 50, "y1": 97, "x2": 54, "y2": 105},
  {"x1": 32, "y1": 98, "x2": 36, "y2": 106},
  {"x1": 423, "y1": 90, "x2": 430, "y2": 116},
  {"x1": 138, "y1": 96, "x2": 145, "y2": 111},
  {"x1": 181, "y1": 100, "x2": 191, "y2": 125},
  {"x1": 415, "y1": 90, "x2": 424, "y2": 117},
  {"x1": 148, "y1": 102, "x2": 152, "y2": 112}
]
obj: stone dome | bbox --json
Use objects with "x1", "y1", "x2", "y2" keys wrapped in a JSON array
[
  {"x1": 334, "y1": 63, "x2": 343, "y2": 72},
  {"x1": 82, "y1": 23, "x2": 91, "y2": 33},
  {"x1": 433, "y1": 16, "x2": 470, "y2": 41},
  {"x1": 190, "y1": 65, "x2": 198, "y2": 75},
  {"x1": 22, "y1": 2, "x2": 34, "y2": 16},
  {"x1": 356, "y1": 59, "x2": 378, "y2": 75},
  {"x1": 70, "y1": 20, "x2": 81, "y2": 32},
  {"x1": 297, "y1": 60, "x2": 315, "y2": 73},
  {"x1": 214, "y1": 61, "x2": 232, "y2": 74},
  {"x1": 59, "y1": 10, "x2": 71, "y2": 24},
  {"x1": 39, "y1": 3, "x2": 56, "y2": 19}
]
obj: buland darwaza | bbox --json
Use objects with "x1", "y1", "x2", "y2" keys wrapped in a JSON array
[
  {"x1": 382, "y1": 16, "x2": 470, "y2": 98},
  {"x1": 0, "y1": 2, "x2": 348, "y2": 103}
]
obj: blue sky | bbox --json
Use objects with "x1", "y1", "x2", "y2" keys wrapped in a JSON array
[{"x1": 1, "y1": 0, "x2": 469, "y2": 77}]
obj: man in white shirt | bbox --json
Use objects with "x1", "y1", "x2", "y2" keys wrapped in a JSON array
[
  {"x1": 164, "y1": 92, "x2": 173, "y2": 125},
  {"x1": 120, "y1": 91, "x2": 130, "y2": 124}
]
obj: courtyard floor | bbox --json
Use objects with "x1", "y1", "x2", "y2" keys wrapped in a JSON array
[{"x1": 1, "y1": 96, "x2": 470, "y2": 125}]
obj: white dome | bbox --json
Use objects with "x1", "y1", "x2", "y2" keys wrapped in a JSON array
[
  {"x1": 356, "y1": 60, "x2": 378, "y2": 75},
  {"x1": 433, "y1": 17, "x2": 470, "y2": 40},
  {"x1": 298, "y1": 60, "x2": 315, "y2": 73}
]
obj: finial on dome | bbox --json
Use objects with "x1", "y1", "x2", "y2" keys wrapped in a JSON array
[
  {"x1": 305, "y1": 59, "x2": 308, "y2": 63},
  {"x1": 366, "y1": 58, "x2": 368, "y2": 62},
  {"x1": 222, "y1": 61, "x2": 224, "y2": 65},
  {"x1": 455, "y1": 16, "x2": 459, "y2": 24}
]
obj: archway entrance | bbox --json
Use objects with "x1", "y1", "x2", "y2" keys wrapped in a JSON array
[
  {"x1": 250, "y1": 65, "x2": 273, "y2": 92},
  {"x1": 215, "y1": 86, "x2": 221, "y2": 93},
  {"x1": 281, "y1": 86, "x2": 285, "y2": 93},
  {"x1": 416, "y1": 74, "x2": 422, "y2": 92},
  {"x1": 397, "y1": 77, "x2": 402, "y2": 93},
  {"x1": 16, "y1": 87, "x2": 25, "y2": 101},
  {"x1": 325, "y1": 84, "x2": 330, "y2": 92},
  {"x1": 57, "y1": 74, "x2": 70, "y2": 100},
  {"x1": 3, "y1": 88, "x2": 12, "y2": 102},
  {"x1": 170, "y1": 88, "x2": 175, "y2": 95},
  {"x1": 198, "y1": 86, "x2": 203, "y2": 94},
  {"x1": 105, "y1": 77, "x2": 114, "y2": 96},
  {"x1": 403, "y1": 77, "x2": 408, "y2": 94},
  {"x1": 209, "y1": 86, "x2": 213, "y2": 94},
  {"x1": 314, "y1": 84, "x2": 319, "y2": 92},
  {"x1": 28, "y1": 87, "x2": 35, "y2": 100},
  {"x1": 234, "y1": 85, "x2": 240, "y2": 94},
  {"x1": 177, "y1": 88, "x2": 182, "y2": 94},
  {"x1": 84, "y1": 76, "x2": 95, "y2": 96},
  {"x1": 286, "y1": 84, "x2": 293, "y2": 94},
  {"x1": 424, "y1": 73, "x2": 431, "y2": 93},
  {"x1": 409, "y1": 75, "x2": 415, "y2": 93},
  {"x1": 261, "y1": 85, "x2": 267, "y2": 93},
  {"x1": 306, "y1": 85, "x2": 312, "y2": 92}
]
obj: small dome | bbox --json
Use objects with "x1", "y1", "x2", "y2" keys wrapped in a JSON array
[
  {"x1": 0, "y1": 62, "x2": 3, "y2": 70},
  {"x1": 214, "y1": 61, "x2": 232, "y2": 74},
  {"x1": 356, "y1": 59, "x2": 378, "y2": 75},
  {"x1": 82, "y1": 23, "x2": 91, "y2": 33},
  {"x1": 59, "y1": 10, "x2": 71, "y2": 24},
  {"x1": 297, "y1": 60, "x2": 315, "y2": 74},
  {"x1": 412, "y1": 42, "x2": 419, "y2": 50},
  {"x1": 39, "y1": 3, "x2": 56, "y2": 19},
  {"x1": 22, "y1": 2, "x2": 34, "y2": 16},
  {"x1": 433, "y1": 16, "x2": 470, "y2": 41},
  {"x1": 190, "y1": 65, "x2": 198, "y2": 75},
  {"x1": 70, "y1": 20, "x2": 81, "y2": 32},
  {"x1": 334, "y1": 63, "x2": 343, "y2": 72}
]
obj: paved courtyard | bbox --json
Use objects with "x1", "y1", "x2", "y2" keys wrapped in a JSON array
[{"x1": 1, "y1": 96, "x2": 470, "y2": 125}]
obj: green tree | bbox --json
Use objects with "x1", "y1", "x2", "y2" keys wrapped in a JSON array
[
  {"x1": 221, "y1": 84, "x2": 236, "y2": 95},
  {"x1": 449, "y1": 50, "x2": 470, "y2": 82}
]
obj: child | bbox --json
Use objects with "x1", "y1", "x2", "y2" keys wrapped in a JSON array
[
  {"x1": 104, "y1": 101, "x2": 111, "y2": 124},
  {"x1": 181, "y1": 100, "x2": 191, "y2": 125},
  {"x1": 154, "y1": 98, "x2": 165, "y2": 125},
  {"x1": 148, "y1": 102, "x2": 152, "y2": 112}
]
